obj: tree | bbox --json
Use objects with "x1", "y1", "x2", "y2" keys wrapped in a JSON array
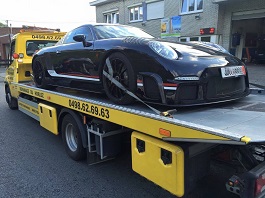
[{"x1": 0, "y1": 21, "x2": 7, "y2": 27}]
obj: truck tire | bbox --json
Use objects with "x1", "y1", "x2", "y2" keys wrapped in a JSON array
[
  {"x1": 5, "y1": 86, "x2": 18, "y2": 110},
  {"x1": 62, "y1": 114, "x2": 86, "y2": 161}
]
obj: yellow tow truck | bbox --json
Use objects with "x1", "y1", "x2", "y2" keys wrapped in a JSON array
[
  {"x1": 5, "y1": 28, "x2": 65, "y2": 109},
  {"x1": 4, "y1": 29, "x2": 265, "y2": 197}
]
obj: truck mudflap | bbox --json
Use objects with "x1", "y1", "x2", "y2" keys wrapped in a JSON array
[{"x1": 226, "y1": 161, "x2": 265, "y2": 198}]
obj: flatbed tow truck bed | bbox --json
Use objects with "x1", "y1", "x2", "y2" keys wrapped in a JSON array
[
  {"x1": 12, "y1": 82, "x2": 265, "y2": 197},
  {"x1": 16, "y1": 82, "x2": 265, "y2": 145}
]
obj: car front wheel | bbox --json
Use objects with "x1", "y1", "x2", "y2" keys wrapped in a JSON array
[{"x1": 102, "y1": 52, "x2": 136, "y2": 105}]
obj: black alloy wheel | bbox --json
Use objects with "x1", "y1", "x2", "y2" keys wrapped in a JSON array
[{"x1": 102, "y1": 52, "x2": 136, "y2": 105}]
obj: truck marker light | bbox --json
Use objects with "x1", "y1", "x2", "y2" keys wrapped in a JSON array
[
  {"x1": 13, "y1": 53, "x2": 19, "y2": 59},
  {"x1": 47, "y1": 96, "x2": 51, "y2": 100},
  {"x1": 159, "y1": 128, "x2": 171, "y2": 137},
  {"x1": 255, "y1": 173, "x2": 265, "y2": 196}
]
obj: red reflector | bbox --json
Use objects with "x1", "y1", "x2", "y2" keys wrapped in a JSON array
[
  {"x1": 163, "y1": 83, "x2": 178, "y2": 87},
  {"x1": 255, "y1": 175, "x2": 265, "y2": 196}
]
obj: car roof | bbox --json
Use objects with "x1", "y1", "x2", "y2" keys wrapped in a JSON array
[{"x1": 72, "y1": 23, "x2": 134, "y2": 30}]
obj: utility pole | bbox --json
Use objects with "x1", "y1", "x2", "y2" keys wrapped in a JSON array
[{"x1": 6, "y1": 20, "x2": 12, "y2": 48}]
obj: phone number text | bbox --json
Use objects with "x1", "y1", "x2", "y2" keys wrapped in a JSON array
[
  {"x1": 69, "y1": 99, "x2": 110, "y2": 119},
  {"x1": 32, "y1": 35, "x2": 62, "y2": 40}
]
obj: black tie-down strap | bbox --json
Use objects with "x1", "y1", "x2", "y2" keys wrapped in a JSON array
[{"x1": 103, "y1": 58, "x2": 176, "y2": 118}]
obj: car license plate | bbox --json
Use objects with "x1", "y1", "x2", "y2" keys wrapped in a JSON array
[{"x1": 221, "y1": 66, "x2": 246, "y2": 78}]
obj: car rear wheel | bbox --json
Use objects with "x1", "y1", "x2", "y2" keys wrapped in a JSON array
[
  {"x1": 32, "y1": 58, "x2": 50, "y2": 89},
  {"x1": 102, "y1": 52, "x2": 136, "y2": 105}
]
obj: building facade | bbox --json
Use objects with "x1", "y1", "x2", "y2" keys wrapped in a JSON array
[
  {"x1": 0, "y1": 27, "x2": 20, "y2": 60},
  {"x1": 90, "y1": 0, "x2": 265, "y2": 61}
]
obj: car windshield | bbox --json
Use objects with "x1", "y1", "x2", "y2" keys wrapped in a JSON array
[{"x1": 94, "y1": 25, "x2": 154, "y2": 40}]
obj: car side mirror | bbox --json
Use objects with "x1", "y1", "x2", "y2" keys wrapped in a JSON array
[{"x1": 73, "y1": 34, "x2": 92, "y2": 47}]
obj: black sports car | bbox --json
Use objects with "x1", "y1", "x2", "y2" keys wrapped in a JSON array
[{"x1": 32, "y1": 23, "x2": 250, "y2": 106}]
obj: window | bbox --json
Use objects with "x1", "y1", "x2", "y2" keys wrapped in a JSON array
[
  {"x1": 190, "y1": 37, "x2": 199, "y2": 41},
  {"x1": 63, "y1": 26, "x2": 93, "y2": 44},
  {"x1": 129, "y1": 5, "x2": 143, "y2": 22},
  {"x1": 94, "y1": 25, "x2": 153, "y2": 40},
  {"x1": 181, "y1": 0, "x2": 203, "y2": 14},
  {"x1": 180, "y1": 36, "x2": 211, "y2": 42},
  {"x1": 201, "y1": 36, "x2": 211, "y2": 42},
  {"x1": 10, "y1": 41, "x2": 15, "y2": 62},
  {"x1": 104, "y1": 11, "x2": 119, "y2": 24},
  {"x1": 26, "y1": 41, "x2": 57, "y2": 56},
  {"x1": 147, "y1": 1, "x2": 164, "y2": 20}
]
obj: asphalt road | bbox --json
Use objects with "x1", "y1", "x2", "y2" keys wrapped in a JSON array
[{"x1": 0, "y1": 65, "x2": 263, "y2": 198}]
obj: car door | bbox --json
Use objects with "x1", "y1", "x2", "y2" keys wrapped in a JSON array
[{"x1": 53, "y1": 26, "x2": 99, "y2": 83}]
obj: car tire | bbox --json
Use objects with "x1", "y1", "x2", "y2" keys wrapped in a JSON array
[
  {"x1": 5, "y1": 86, "x2": 18, "y2": 110},
  {"x1": 102, "y1": 52, "x2": 136, "y2": 105},
  {"x1": 62, "y1": 114, "x2": 86, "y2": 161},
  {"x1": 32, "y1": 58, "x2": 51, "y2": 89}
]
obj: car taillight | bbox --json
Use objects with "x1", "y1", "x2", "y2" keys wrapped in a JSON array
[{"x1": 255, "y1": 173, "x2": 265, "y2": 197}]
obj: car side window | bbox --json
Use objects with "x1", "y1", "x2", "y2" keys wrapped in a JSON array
[
  {"x1": 9, "y1": 40, "x2": 16, "y2": 63},
  {"x1": 63, "y1": 30, "x2": 75, "y2": 44},
  {"x1": 63, "y1": 26, "x2": 93, "y2": 44}
]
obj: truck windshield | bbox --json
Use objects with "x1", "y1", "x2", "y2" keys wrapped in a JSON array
[{"x1": 26, "y1": 40, "x2": 57, "y2": 56}]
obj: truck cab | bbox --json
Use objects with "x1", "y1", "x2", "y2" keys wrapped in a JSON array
[{"x1": 5, "y1": 28, "x2": 66, "y2": 109}]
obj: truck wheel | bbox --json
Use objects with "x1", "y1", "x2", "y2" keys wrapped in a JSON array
[
  {"x1": 5, "y1": 86, "x2": 18, "y2": 110},
  {"x1": 62, "y1": 114, "x2": 86, "y2": 161}
]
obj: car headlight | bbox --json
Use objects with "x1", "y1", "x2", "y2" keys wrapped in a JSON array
[{"x1": 149, "y1": 41, "x2": 178, "y2": 60}]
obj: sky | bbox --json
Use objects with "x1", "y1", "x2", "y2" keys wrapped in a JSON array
[{"x1": 0, "y1": 0, "x2": 96, "y2": 32}]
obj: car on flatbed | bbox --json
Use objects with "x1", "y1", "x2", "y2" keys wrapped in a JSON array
[{"x1": 32, "y1": 23, "x2": 250, "y2": 107}]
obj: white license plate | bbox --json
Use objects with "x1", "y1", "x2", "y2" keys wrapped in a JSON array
[{"x1": 221, "y1": 66, "x2": 246, "y2": 78}]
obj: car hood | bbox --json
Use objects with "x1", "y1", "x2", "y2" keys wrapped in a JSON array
[
  {"x1": 160, "y1": 40, "x2": 228, "y2": 57},
  {"x1": 145, "y1": 39, "x2": 243, "y2": 77}
]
